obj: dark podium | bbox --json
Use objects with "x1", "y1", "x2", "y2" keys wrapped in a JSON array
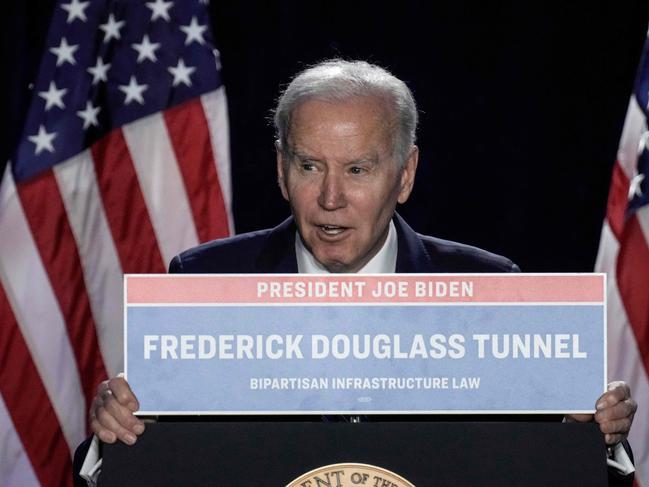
[{"x1": 100, "y1": 420, "x2": 608, "y2": 486}]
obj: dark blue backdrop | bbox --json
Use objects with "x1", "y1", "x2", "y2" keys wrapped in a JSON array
[{"x1": 3, "y1": 0, "x2": 648, "y2": 272}]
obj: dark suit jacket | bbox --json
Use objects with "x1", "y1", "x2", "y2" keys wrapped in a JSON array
[
  {"x1": 74, "y1": 214, "x2": 633, "y2": 486},
  {"x1": 169, "y1": 213, "x2": 519, "y2": 274}
]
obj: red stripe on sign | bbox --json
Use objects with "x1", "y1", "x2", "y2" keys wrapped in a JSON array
[
  {"x1": 16, "y1": 171, "x2": 108, "y2": 416},
  {"x1": 164, "y1": 99, "x2": 230, "y2": 242},
  {"x1": 127, "y1": 274, "x2": 604, "y2": 304},
  {"x1": 616, "y1": 214, "x2": 649, "y2": 376},
  {"x1": 605, "y1": 162, "x2": 630, "y2": 240},
  {"x1": 91, "y1": 129, "x2": 167, "y2": 272},
  {"x1": 0, "y1": 285, "x2": 73, "y2": 487}
]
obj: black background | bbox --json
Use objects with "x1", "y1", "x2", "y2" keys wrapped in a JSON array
[{"x1": 3, "y1": 1, "x2": 648, "y2": 271}]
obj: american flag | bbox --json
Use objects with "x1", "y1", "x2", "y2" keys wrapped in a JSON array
[
  {"x1": 0, "y1": 1, "x2": 232, "y2": 485},
  {"x1": 596, "y1": 36, "x2": 649, "y2": 487}
]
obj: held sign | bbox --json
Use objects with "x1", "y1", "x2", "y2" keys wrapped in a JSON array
[{"x1": 124, "y1": 274, "x2": 606, "y2": 415}]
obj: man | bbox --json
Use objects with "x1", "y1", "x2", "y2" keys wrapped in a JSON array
[{"x1": 77, "y1": 60, "x2": 637, "y2": 485}]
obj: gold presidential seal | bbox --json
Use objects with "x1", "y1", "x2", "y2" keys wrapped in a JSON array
[{"x1": 286, "y1": 462, "x2": 415, "y2": 487}]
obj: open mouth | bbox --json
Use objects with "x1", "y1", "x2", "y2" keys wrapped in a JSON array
[{"x1": 317, "y1": 224, "x2": 348, "y2": 236}]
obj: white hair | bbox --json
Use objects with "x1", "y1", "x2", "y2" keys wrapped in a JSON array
[{"x1": 273, "y1": 59, "x2": 418, "y2": 166}]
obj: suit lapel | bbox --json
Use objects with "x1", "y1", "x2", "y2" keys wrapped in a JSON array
[
  {"x1": 255, "y1": 217, "x2": 299, "y2": 273},
  {"x1": 394, "y1": 213, "x2": 435, "y2": 273}
]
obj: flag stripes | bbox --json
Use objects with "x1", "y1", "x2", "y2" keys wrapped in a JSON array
[
  {"x1": 121, "y1": 111, "x2": 200, "y2": 266},
  {"x1": 0, "y1": 167, "x2": 86, "y2": 451},
  {"x1": 0, "y1": 395, "x2": 40, "y2": 486},
  {"x1": 16, "y1": 171, "x2": 108, "y2": 410},
  {"x1": 597, "y1": 92, "x2": 649, "y2": 486},
  {"x1": 0, "y1": 93, "x2": 232, "y2": 487},
  {"x1": 164, "y1": 98, "x2": 230, "y2": 242},
  {"x1": 617, "y1": 216, "x2": 649, "y2": 371},
  {"x1": 1, "y1": 1, "x2": 232, "y2": 484},
  {"x1": 201, "y1": 89, "x2": 234, "y2": 236},
  {"x1": 598, "y1": 220, "x2": 649, "y2": 485},
  {"x1": 53, "y1": 153, "x2": 125, "y2": 375},
  {"x1": 0, "y1": 285, "x2": 73, "y2": 487},
  {"x1": 606, "y1": 163, "x2": 631, "y2": 239},
  {"x1": 91, "y1": 130, "x2": 167, "y2": 274}
]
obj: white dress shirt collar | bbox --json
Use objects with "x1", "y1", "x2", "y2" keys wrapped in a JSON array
[{"x1": 295, "y1": 220, "x2": 397, "y2": 274}]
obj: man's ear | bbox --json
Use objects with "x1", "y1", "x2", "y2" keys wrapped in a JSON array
[
  {"x1": 276, "y1": 141, "x2": 289, "y2": 201},
  {"x1": 397, "y1": 145, "x2": 419, "y2": 204}
]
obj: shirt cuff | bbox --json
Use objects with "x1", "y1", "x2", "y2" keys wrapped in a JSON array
[
  {"x1": 607, "y1": 442, "x2": 635, "y2": 476},
  {"x1": 79, "y1": 435, "x2": 102, "y2": 486}
]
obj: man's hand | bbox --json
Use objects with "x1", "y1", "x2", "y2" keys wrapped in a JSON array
[
  {"x1": 89, "y1": 375, "x2": 145, "y2": 445},
  {"x1": 567, "y1": 381, "x2": 637, "y2": 445}
]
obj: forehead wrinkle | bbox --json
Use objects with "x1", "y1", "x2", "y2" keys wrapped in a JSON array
[
  {"x1": 287, "y1": 97, "x2": 395, "y2": 165},
  {"x1": 289, "y1": 144, "x2": 381, "y2": 167}
]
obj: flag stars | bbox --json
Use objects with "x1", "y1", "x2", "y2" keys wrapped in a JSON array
[
  {"x1": 213, "y1": 48, "x2": 221, "y2": 70},
  {"x1": 146, "y1": 0, "x2": 173, "y2": 22},
  {"x1": 119, "y1": 76, "x2": 148, "y2": 105},
  {"x1": 180, "y1": 16, "x2": 207, "y2": 45},
  {"x1": 28, "y1": 125, "x2": 57, "y2": 155},
  {"x1": 60, "y1": 0, "x2": 90, "y2": 23},
  {"x1": 77, "y1": 101, "x2": 101, "y2": 129},
  {"x1": 38, "y1": 81, "x2": 67, "y2": 110},
  {"x1": 50, "y1": 37, "x2": 79, "y2": 66},
  {"x1": 100, "y1": 13, "x2": 125, "y2": 43},
  {"x1": 168, "y1": 58, "x2": 196, "y2": 86},
  {"x1": 88, "y1": 57, "x2": 111, "y2": 84},
  {"x1": 132, "y1": 35, "x2": 161, "y2": 63},
  {"x1": 638, "y1": 131, "x2": 649, "y2": 154},
  {"x1": 629, "y1": 173, "x2": 645, "y2": 200}
]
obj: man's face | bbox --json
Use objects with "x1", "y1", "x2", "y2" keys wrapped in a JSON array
[{"x1": 277, "y1": 96, "x2": 418, "y2": 273}]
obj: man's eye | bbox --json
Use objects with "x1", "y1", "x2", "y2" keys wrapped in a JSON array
[
  {"x1": 301, "y1": 162, "x2": 316, "y2": 172},
  {"x1": 349, "y1": 166, "x2": 367, "y2": 175}
]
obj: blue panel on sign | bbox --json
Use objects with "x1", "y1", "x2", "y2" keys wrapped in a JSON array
[{"x1": 125, "y1": 304, "x2": 604, "y2": 414}]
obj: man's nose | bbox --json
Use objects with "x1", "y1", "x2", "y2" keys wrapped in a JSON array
[{"x1": 318, "y1": 171, "x2": 346, "y2": 210}]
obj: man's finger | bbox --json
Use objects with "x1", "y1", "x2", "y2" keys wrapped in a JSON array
[
  {"x1": 596, "y1": 382, "x2": 631, "y2": 409},
  {"x1": 94, "y1": 404, "x2": 138, "y2": 445},
  {"x1": 605, "y1": 433, "x2": 625, "y2": 446},
  {"x1": 107, "y1": 377, "x2": 140, "y2": 411},
  {"x1": 90, "y1": 378, "x2": 145, "y2": 446},
  {"x1": 90, "y1": 417, "x2": 117, "y2": 444},
  {"x1": 595, "y1": 400, "x2": 637, "y2": 423},
  {"x1": 102, "y1": 393, "x2": 145, "y2": 434},
  {"x1": 598, "y1": 417, "x2": 632, "y2": 436}
]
